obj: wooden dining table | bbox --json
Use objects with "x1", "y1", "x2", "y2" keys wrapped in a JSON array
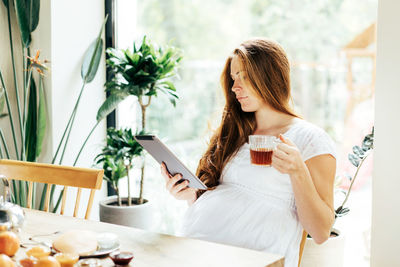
[{"x1": 15, "y1": 209, "x2": 285, "y2": 266}]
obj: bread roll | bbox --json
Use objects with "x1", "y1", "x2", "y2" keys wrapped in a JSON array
[{"x1": 52, "y1": 230, "x2": 98, "y2": 256}]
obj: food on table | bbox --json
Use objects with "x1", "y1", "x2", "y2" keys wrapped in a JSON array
[
  {"x1": 0, "y1": 224, "x2": 9, "y2": 231},
  {"x1": 54, "y1": 253, "x2": 79, "y2": 267},
  {"x1": 25, "y1": 246, "x2": 51, "y2": 258},
  {"x1": 19, "y1": 256, "x2": 37, "y2": 267},
  {"x1": 0, "y1": 231, "x2": 20, "y2": 256},
  {"x1": 109, "y1": 251, "x2": 134, "y2": 265},
  {"x1": 35, "y1": 256, "x2": 61, "y2": 267},
  {"x1": 52, "y1": 230, "x2": 98, "y2": 256},
  {"x1": 0, "y1": 253, "x2": 15, "y2": 267},
  {"x1": 77, "y1": 258, "x2": 101, "y2": 267}
]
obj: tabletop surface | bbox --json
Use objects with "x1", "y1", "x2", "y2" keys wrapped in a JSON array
[{"x1": 16, "y1": 209, "x2": 285, "y2": 267}]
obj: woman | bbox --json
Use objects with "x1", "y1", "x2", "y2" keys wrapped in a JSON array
[{"x1": 161, "y1": 38, "x2": 336, "y2": 267}]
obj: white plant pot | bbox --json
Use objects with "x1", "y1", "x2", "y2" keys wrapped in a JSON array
[
  {"x1": 99, "y1": 196, "x2": 153, "y2": 230},
  {"x1": 300, "y1": 228, "x2": 345, "y2": 267}
]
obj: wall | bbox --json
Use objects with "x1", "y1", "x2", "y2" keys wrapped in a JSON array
[
  {"x1": 371, "y1": 0, "x2": 400, "y2": 265},
  {"x1": 0, "y1": 0, "x2": 107, "y2": 219},
  {"x1": 50, "y1": 0, "x2": 107, "y2": 219}
]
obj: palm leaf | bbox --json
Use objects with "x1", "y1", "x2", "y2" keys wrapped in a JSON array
[
  {"x1": 0, "y1": 86, "x2": 5, "y2": 115},
  {"x1": 81, "y1": 15, "x2": 108, "y2": 83},
  {"x1": 161, "y1": 80, "x2": 177, "y2": 91},
  {"x1": 25, "y1": 78, "x2": 37, "y2": 162},
  {"x1": 36, "y1": 77, "x2": 46, "y2": 157},
  {"x1": 14, "y1": 0, "x2": 40, "y2": 47},
  {"x1": 158, "y1": 86, "x2": 179, "y2": 107},
  {"x1": 81, "y1": 38, "x2": 104, "y2": 83},
  {"x1": 96, "y1": 92, "x2": 127, "y2": 122}
]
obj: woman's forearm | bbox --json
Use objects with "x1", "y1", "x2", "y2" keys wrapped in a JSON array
[{"x1": 290, "y1": 163, "x2": 335, "y2": 244}]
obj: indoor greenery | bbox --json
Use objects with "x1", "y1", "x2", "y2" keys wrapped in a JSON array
[
  {"x1": 0, "y1": 0, "x2": 107, "y2": 212},
  {"x1": 0, "y1": 0, "x2": 44, "y2": 207},
  {"x1": 96, "y1": 36, "x2": 182, "y2": 204},
  {"x1": 95, "y1": 128, "x2": 144, "y2": 206},
  {"x1": 335, "y1": 127, "x2": 374, "y2": 218}
]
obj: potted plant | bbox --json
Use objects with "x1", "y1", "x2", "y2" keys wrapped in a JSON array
[
  {"x1": 96, "y1": 128, "x2": 153, "y2": 228},
  {"x1": 95, "y1": 36, "x2": 182, "y2": 228},
  {"x1": 300, "y1": 128, "x2": 374, "y2": 267}
]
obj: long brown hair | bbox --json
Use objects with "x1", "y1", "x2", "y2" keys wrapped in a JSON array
[{"x1": 196, "y1": 38, "x2": 298, "y2": 192}]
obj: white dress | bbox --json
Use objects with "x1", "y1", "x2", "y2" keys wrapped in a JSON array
[{"x1": 180, "y1": 119, "x2": 337, "y2": 267}]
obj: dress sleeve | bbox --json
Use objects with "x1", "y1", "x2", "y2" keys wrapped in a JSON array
[{"x1": 300, "y1": 126, "x2": 337, "y2": 162}]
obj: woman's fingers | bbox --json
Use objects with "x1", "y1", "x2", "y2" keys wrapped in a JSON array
[
  {"x1": 273, "y1": 163, "x2": 286, "y2": 174},
  {"x1": 160, "y1": 162, "x2": 172, "y2": 182},
  {"x1": 272, "y1": 154, "x2": 285, "y2": 168},
  {"x1": 162, "y1": 162, "x2": 196, "y2": 202},
  {"x1": 161, "y1": 169, "x2": 169, "y2": 181},
  {"x1": 166, "y1": 173, "x2": 182, "y2": 191},
  {"x1": 272, "y1": 150, "x2": 299, "y2": 174},
  {"x1": 279, "y1": 134, "x2": 296, "y2": 146},
  {"x1": 273, "y1": 149, "x2": 290, "y2": 161},
  {"x1": 276, "y1": 143, "x2": 294, "y2": 154},
  {"x1": 171, "y1": 180, "x2": 189, "y2": 195},
  {"x1": 272, "y1": 156, "x2": 289, "y2": 174}
]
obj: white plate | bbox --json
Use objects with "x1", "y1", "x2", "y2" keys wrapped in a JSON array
[{"x1": 36, "y1": 231, "x2": 120, "y2": 257}]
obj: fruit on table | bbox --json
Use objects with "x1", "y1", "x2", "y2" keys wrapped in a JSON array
[
  {"x1": 35, "y1": 256, "x2": 61, "y2": 267},
  {"x1": 0, "y1": 254, "x2": 15, "y2": 267},
  {"x1": 19, "y1": 256, "x2": 37, "y2": 267},
  {"x1": 54, "y1": 253, "x2": 79, "y2": 267},
  {"x1": 26, "y1": 246, "x2": 51, "y2": 258},
  {"x1": 0, "y1": 231, "x2": 20, "y2": 256}
]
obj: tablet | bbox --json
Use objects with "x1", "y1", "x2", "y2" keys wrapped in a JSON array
[{"x1": 134, "y1": 135, "x2": 208, "y2": 190}]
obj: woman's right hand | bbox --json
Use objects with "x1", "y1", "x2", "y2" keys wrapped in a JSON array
[{"x1": 161, "y1": 162, "x2": 197, "y2": 205}]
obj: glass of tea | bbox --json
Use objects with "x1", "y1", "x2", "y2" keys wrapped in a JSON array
[{"x1": 249, "y1": 135, "x2": 280, "y2": 166}]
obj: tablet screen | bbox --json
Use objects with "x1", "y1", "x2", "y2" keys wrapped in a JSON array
[{"x1": 134, "y1": 135, "x2": 208, "y2": 190}]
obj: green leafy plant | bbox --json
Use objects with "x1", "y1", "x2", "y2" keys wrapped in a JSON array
[
  {"x1": 95, "y1": 128, "x2": 144, "y2": 206},
  {"x1": 335, "y1": 127, "x2": 374, "y2": 218},
  {"x1": 0, "y1": 0, "x2": 107, "y2": 211},
  {"x1": 96, "y1": 36, "x2": 182, "y2": 204},
  {"x1": 0, "y1": 0, "x2": 46, "y2": 207}
]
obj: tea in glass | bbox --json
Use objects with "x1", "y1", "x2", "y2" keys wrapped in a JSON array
[{"x1": 249, "y1": 135, "x2": 279, "y2": 166}]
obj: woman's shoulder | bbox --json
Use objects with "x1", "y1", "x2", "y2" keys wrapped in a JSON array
[
  {"x1": 287, "y1": 119, "x2": 337, "y2": 161},
  {"x1": 288, "y1": 119, "x2": 327, "y2": 139}
]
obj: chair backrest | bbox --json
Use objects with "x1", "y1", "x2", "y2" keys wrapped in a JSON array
[
  {"x1": 0, "y1": 159, "x2": 103, "y2": 219},
  {"x1": 298, "y1": 230, "x2": 308, "y2": 267}
]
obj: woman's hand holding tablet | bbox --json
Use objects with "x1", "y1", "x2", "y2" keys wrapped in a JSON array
[
  {"x1": 134, "y1": 135, "x2": 208, "y2": 190},
  {"x1": 160, "y1": 162, "x2": 198, "y2": 205}
]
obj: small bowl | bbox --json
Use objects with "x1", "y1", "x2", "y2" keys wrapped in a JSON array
[
  {"x1": 19, "y1": 256, "x2": 37, "y2": 267},
  {"x1": 25, "y1": 245, "x2": 51, "y2": 259},
  {"x1": 109, "y1": 251, "x2": 134, "y2": 265},
  {"x1": 54, "y1": 253, "x2": 79, "y2": 267}
]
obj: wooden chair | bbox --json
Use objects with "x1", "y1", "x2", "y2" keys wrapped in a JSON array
[
  {"x1": 0, "y1": 159, "x2": 103, "y2": 219},
  {"x1": 298, "y1": 230, "x2": 308, "y2": 267}
]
